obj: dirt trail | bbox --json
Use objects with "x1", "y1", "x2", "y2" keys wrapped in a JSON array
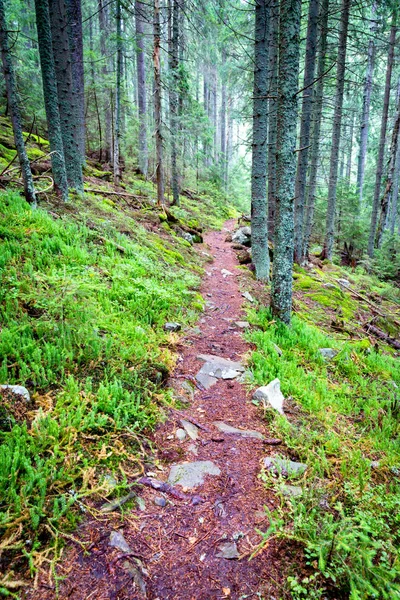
[{"x1": 29, "y1": 223, "x2": 281, "y2": 600}]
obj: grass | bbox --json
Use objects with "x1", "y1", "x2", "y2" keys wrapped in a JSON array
[
  {"x1": 247, "y1": 289, "x2": 400, "y2": 598},
  {"x1": 0, "y1": 187, "x2": 214, "y2": 593}
]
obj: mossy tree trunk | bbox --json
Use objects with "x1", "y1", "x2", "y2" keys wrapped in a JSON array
[
  {"x1": 271, "y1": 0, "x2": 301, "y2": 325},
  {"x1": 65, "y1": 0, "x2": 85, "y2": 163},
  {"x1": 34, "y1": 0, "x2": 69, "y2": 202},
  {"x1": 322, "y1": 0, "x2": 351, "y2": 260},
  {"x1": 267, "y1": 0, "x2": 278, "y2": 242},
  {"x1": 251, "y1": 0, "x2": 270, "y2": 282},
  {"x1": 293, "y1": 0, "x2": 318, "y2": 264},
  {"x1": 153, "y1": 0, "x2": 165, "y2": 206},
  {"x1": 0, "y1": 0, "x2": 36, "y2": 205},
  {"x1": 169, "y1": 0, "x2": 180, "y2": 206},
  {"x1": 113, "y1": 0, "x2": 122, "y2": 185},
  {"x1": 98, "y1": 0, "x2": 112, "y2": 163},
  {"x1": 49, "y1": 0, "x2": 83, "y2": 194},
  {"x1": 135, "y1": 0, "x2": 148, "y2": 177}
]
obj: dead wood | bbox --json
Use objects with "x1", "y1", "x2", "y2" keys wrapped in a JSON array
[{"x1": 363, "y1": 323, "x2": 400, "y2": 350}]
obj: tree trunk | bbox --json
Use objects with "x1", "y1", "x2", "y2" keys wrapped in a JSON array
[
  {"x1": 34, "y1": 0, "x2": 69, "y2": 201},
  {"x1": 271, "y1": 0, "x2": 301, "y2": 325},
  {"x1": 98, "y1": 0, "x2": 112, "y2": 162},
  {"x1": 356, "y1": 3, "x2": 376, "y2": 206},
  {"x1": 267, "y1": 0, "x2": 278, "y2": 241},
  {"x1": 65, "y1": 0, "x2": 85, "y2": 163},
  {"x1": 368, "y1": 13, "x2": 397, "y2": 257},
  {"x1": 49, "y1": 0, "x2": 83, "y2": 193},
  {"x1": 153, "y1": 0, "x2": 164, "y2": 206},
  {"x1": 169, "y1": 0, "x2": 179, "y2": 206},
  {"x1": 390, "y1": 82, "x2": 400, "y2": 236},
  {"x1": 0, "y1": 0, "x2": 36, "y2": 205},
  {"x1": 303, "y1": 0, "x2": 329, "y2": 257},
  {"x1": 113, "y1": 0, "x2": 122, "y2": 185},
  {"x1": 220, "y1": 49, "x2": 227, "y2": 186},
  {"x1": 322, "y1": 0, "x2": 351, "y2": 260},
  {"x1": 135, "y1": 0, "x2": 148, "y2": 177},
  {"x1": 345, "y1": 104, "x2": 354, "y2": 183},
  {"x1": 293, "y1": 0, "x2": 319, "y2": 264},
  {"x1": 251, "y1": 0, "x2": 270, "y2": 282}
]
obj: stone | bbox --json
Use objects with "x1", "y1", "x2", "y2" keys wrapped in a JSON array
[
  {"x1": 164, "y1": 322, "x2": 182, "y2": 332},
  {"x1": 195, "y1": 370, "x2": 218, "y2": 390},
  {"x1": 0, "y1": 385, "x2": 30, "y2": 402},
  {"x1": 242, "y1": 291, "x2": 255, "y2": 303},
  {"x1": 168, "y1": 461, "x2": 221, "y2": 488},
  {"x1": 323, "y1": 283, "x2": 339, "y2": 291},
  {"x1": 214, "y1": 499, "x2": 227, "y2": 518},
  {"x1": 188, "y1": 443, "x2": 198, "y2": 455},
  {"x1": 181, "y1": 232, "x2": 194, "y2": 244},
  {"x1": 281, "y1": 485, "x2": 303, "y2": 497},
  {"x1": 176, "y1": 428, "x2": 187, "y2": 441},
  {"x1": 336, "y1": 278, "x2": 350, "y2": 288},
  {"x1": 216, "y1": 542, "x2": 239, "y2": 559},
  {"x1": 264, "y1": 457, "x2": 307, "y2": 478},
  {"x1": 197, "y1": 354, "x2": 245, "y2": 372},
  {"x1": 236, "y1": 249, "x2": 252, "y2": 265},
  {"x1": 109, "y1": 531, "x2": 131, "y2": 553},
  {"x1": 319, "y1": 348, "x2": 338, "y2": 360},
  {"x1": 213, "y1": 421, "x2": 264, "y2": 440},
  {"x1": 221, "y1": 269, "x2": 233, "y2": 277},
  {"x1": 136, "y1": 497, "x2": 146, "y2": 511},
  {"x1": 154, "y1": 496, "x2": 166, "y2": 507},
  {"x1": 235, "y1": 321, "x2": 250, "y2": 329},
  {"x1": 123, "y1": 561, "x2": 147, "y2": 597},
  {"x1": 232, "y1": 226, "x2": 251, "y2": 247},
  {"x1": 180, "y1": 419, "x2": 199, "y2": 441},
  {"x1": 103, "y1": 474, "x2": 118, "y2": 491},
  {"x1": 253, "y1": 379, "x2": 285, "y2": 414}
]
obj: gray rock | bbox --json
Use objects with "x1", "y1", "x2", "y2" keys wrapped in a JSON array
[
  {"x1": 213, "y1": 421, "x2": 264, "y2": 440},
  {"x1": 195, "y1": 370, "x2": 218, "y2": 390},
  {"x1": 235, "y1": 321, "x2": 250, "y2": 329},
  {"x1": 221, "y1": 269, "x2": 234, "y2": 277},
  {"x1": 164, "y1": 322, "x2": 182, "y2": 332},
  {"x1": 264, "y1": 457, "x2": 307, "y2": 478},
  {"x1": 136, "y1": 497, "x2": 146, "y2": 511},
  {"x1": 123, "y1": 561, "x2": 147, "y2": 597},
  {"x1": 180, "y1": 419, "x2": 199, "y2": 440},
  {"x1": 176, "y1": 428, "x2": 187, "y2": 441},
  {"x1": 323, "y1": 283, "x2": 340, "y2": 291},
  {"x1": 281, "y1": 485, "x2": 303, "y2": 497},
  {"x1": 319, "y1": 348, "x2": 338, "y2": 360},
  {"x1": 168, "y1": 460, "x2": 221, "y2": 488},
  {"x1": 181, "y1": 231, "x2": 195, "y2": 244},
  {"x1": 109, "y1": 531, "x2": 131, "y2": 553},
  {"x1": 216, "y1": 541, "x2": 239, "y2": 559},
  {"x1": 187, "y1": 443, "x2": 198, "y2": 455},
  {"x1": 103, "y1": 474, "x2": 118, "y2": 491},
  {"x1": 242, "y1": 291, "x2": 255, "y2": 303},
  {"x1": 336, "y1": 278, "x2": 350, "y2": 288},
  {"x1": 154, "y1": 496, "x2": 166, "y2": 507},
  {"x1": 0, "y1": 385, "x2": 30, "y2": 402},
  {"x1": 232, "y1": 226, "x2": 251, "y2": 246},
  {"x1": 214, "y1": 499, "x2": 227, "y2": 518},
  {"x1": 253, "y1": 379, "x2": 285, "y2": 414},
  {"x1": 197, "y1": 354, "x2": 245, "y2": 372}
]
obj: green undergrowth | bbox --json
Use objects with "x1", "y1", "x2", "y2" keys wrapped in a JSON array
[
  {"x1": 0, "y1": 188, "x2": 208, "y2": 589},
  {"x1": 247, "y1": 302, "x2": 400, "y2": 599}
]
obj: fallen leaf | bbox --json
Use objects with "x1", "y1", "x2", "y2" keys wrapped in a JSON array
[{"x1": 222, "y1": 588, "x2": 231, "y2": 596}]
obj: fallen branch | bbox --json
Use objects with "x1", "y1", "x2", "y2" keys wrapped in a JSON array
[
  {"x1": 170, "y1": 408, "x2": 211, "y2": 432},
  {"x1": 363, "y1": 323, "x2": 400, "y2": 350},
  {"x1": 137, "y1": 476, "x2": 189, "y2": 500},
  {"x1": 84, "y1": 187, "x2": 147, "y2": 201}
]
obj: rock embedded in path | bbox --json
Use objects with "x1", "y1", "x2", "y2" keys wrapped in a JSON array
[
  {"x1": 180, "y1": 419, "x2": 199, "y2": 440},
  {"x1": 232, "y1": 226, "x2": 251, "y2": 247},
  {"x1": 213, "y1": 421, "x2": 264, "y2": 440},
  {"x1": 196, "y1": 354, "x2": 245, "y2": 388},
  {"x1": 253, "y1": 379, "x2": 285, "y2": 414},
  {"x1": 109, "y1": 530, "x2": 131, "y2": 553},
  {"x1": 319, "y1": 348, "x2": 338, "y2": 360},
  {"x1": 264, "y1": 457, "x2": 307, "y2": 478},
  {"x1": 216, "y1": 541, "x2": 240, "y2": 560},
  {"x1": 235, "y1": 321, "x2": 250, "y2": 329},
  {"x1": 164, "y1": 322, "x2": 182, "y2": 332},
  {"x1": 176, "y1": 428, "x2": 187, "y2": 441},
  {"x1": 0, "y1": 384, "x2": 30, "y2": 402},
  {"x1": 168, "y1": 461, "x2": 221, "y2": 489},
  {"x1": 242, "y1": 291, "x2": 255, "y2": 303},
  {"x1": 195, "y1": 370, "x2": 218, "y2": 389},
  {"x1": 197, "y1": 354, "x2": 245, "y2": 372}
]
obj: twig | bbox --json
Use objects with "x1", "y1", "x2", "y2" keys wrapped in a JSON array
[{"x1": 170, "y1": 408, "x2": 211, "y2": 432}]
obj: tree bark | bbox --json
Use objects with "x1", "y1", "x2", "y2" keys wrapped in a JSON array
[
  {"x1": 251, "y1": 0, "x2": 270, "y2": 282},
  {"x1": 34, "y1": 0, "x2": 69, "y2": 201},
  {"x1": 135, "y1": 0, "x2": 148, "y2": 177},
  {"x1": 356, "y1": 3, "x2": 376, "y2": 207},
  {"x1": 293, "y1": 0, "x2": 319, "y2": 264},
  {"x1": 169, "y1": 0, "x2": 179, "y2": 206},
  {"x1": 271, "y1": 0, "x2": 301, "y2": 324},
  {"x1": 98, "y1": 0, "x2": 112, "y2": 162},
  {"x1": 368, "y1": 13, "x2": 397, "y2": 257},
  {"x1": 0, "y1": 0, "x2": 36, "y2": 205},
  {"x1": 113, "y1": 0, "x2": 122, "y2": 185},
  {"x1": 303, "y1": 0, "x2": 329, "y2": 257},
  {"x1": 220, "y1": 48, "x2": 227, "y2": 186},
  {"x1": 267, "y1": 0, "x2": 278, "y2": 241},
  {"x1": 322, "y1": 0, "x2": 351, "y2": 260},
  {"x1": 49, "y1": 0, "x2": 83, "y2": 193},
  {"x1": 65, "y1": 0, "x2": 85, "y2": 163},
  {"x1": 153, "y1": 0, "x2": 164, "y2": 206}
]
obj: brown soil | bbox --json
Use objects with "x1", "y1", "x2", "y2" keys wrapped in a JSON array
[{"x1": 26, "y1": 222, "x2": 284, "y2": 600}]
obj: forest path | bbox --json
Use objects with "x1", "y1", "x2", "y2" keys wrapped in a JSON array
[{"x1": 29, "y1": 222, "x2": 281, "y2": 600}]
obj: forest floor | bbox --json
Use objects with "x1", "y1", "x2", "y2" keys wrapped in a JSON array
[{"x1": 27, "y1": 222, "x2": 284, "y2": 600}]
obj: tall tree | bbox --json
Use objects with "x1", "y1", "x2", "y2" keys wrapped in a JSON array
[
  {"x1": 303, "y1": 0, "x2": 329, "y2": 257},
  {"x1": 251, "y1": 0, "x2": 270, "y2": 282},
  {"x1": 169, "y1": 0, "x2": 180, "y2": 205},
  {"x1": 293, "y1": 0, "x2": 319, "y2": 264},
  {"x1": 367, "y1": 12, "x2": 397, "y2": 257},
  {"x1": 355, "y1": 3, "x2": 376, "y2": 206},
  {"x1": 271, "y1": 0, "x2": 302, "y2": 324},
  {"x1": 0, "y1": 0, "x2": 36, "y2": 205},
  {"x1": 34, "y1": 0, "x2": 69, "y2": 201},
  {"x1": 135, "y1": 0, "x2": 148, "y2": 177},
  {"x1": 153, "y1": 0, "x2": 164, "y2": 205},
  {"x1": 322, "y1": 0, "x2": 351, "y2": 260},
  {"x1": 49, "y1": 0, "x2": 83, "y2": 193},
  {"x1": 98, "y1": 0, "x2": 112, "y2": 162},
  {"x1": 267, "y1": 0, "x2": 278, "y2": 240},
  {"x1": 113, "y1": 0, "x2": 122, "y2": 184},
  {"x1": 65, "y1": 0, "x2": 85, "y2": 162}
]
